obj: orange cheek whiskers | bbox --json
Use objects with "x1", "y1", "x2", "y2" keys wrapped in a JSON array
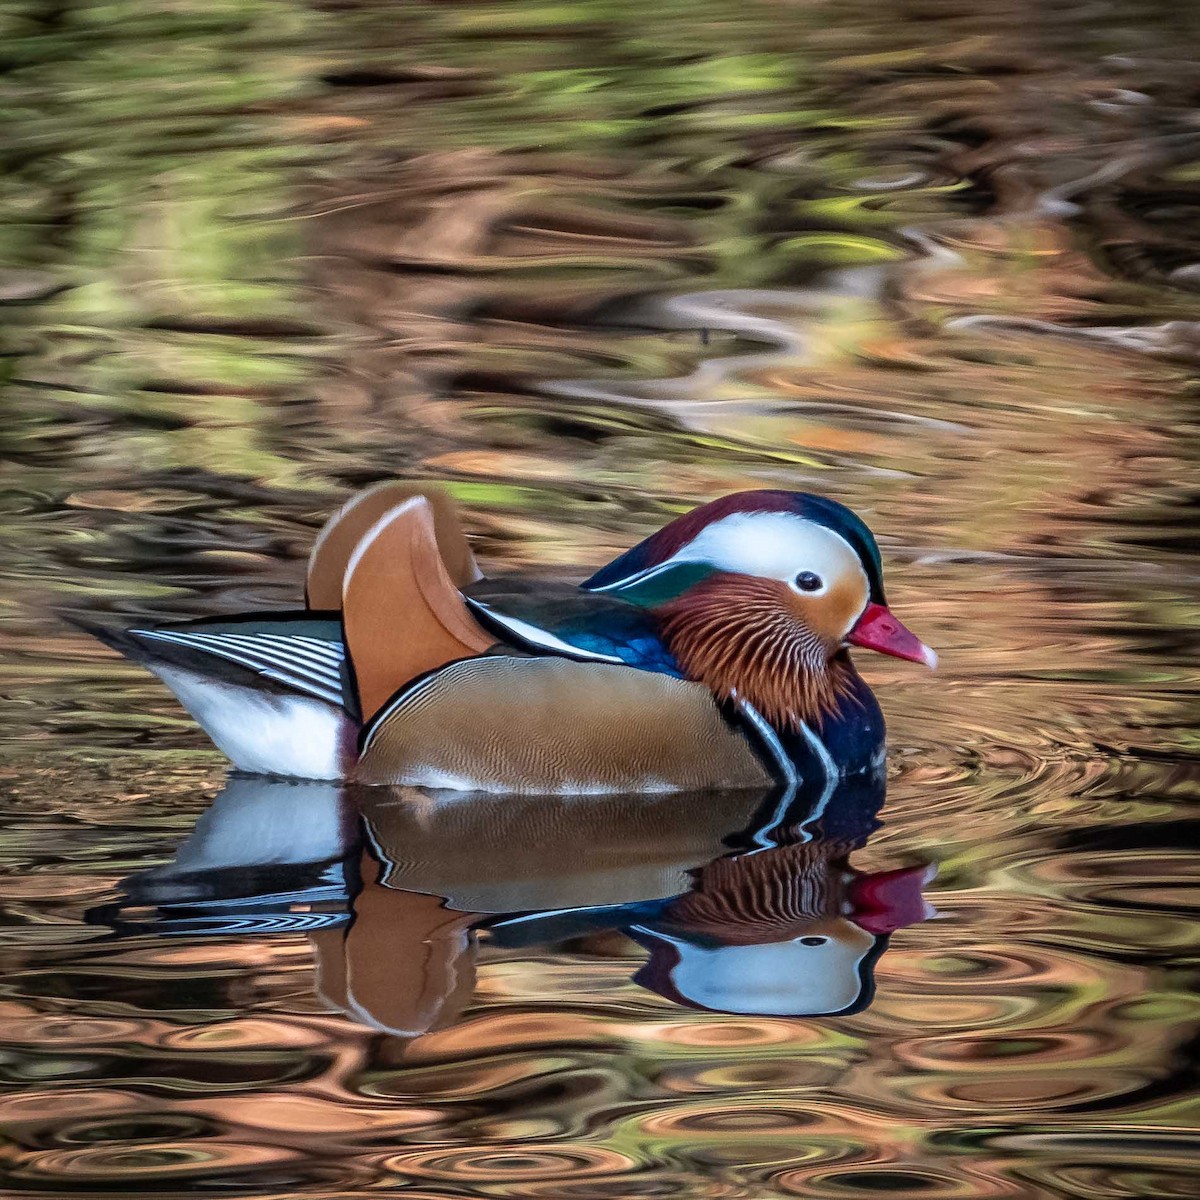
[{"x1": 657, "y1": 577, "x2": 853, "y2": 731}]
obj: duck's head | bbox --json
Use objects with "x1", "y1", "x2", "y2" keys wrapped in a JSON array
[{"x1": 584, "y1": 490, "x2": 935, "y2": 729}]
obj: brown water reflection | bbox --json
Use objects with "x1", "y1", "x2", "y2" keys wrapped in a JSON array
[
  {"x1": 95, "y1": 772, "x2": 921, "y2": 1027},
  {"x1": 1, "y1": 0, "x2": 1198, "y2": 1195}
]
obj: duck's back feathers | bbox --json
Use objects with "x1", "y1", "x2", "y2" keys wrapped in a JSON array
[
  {"x1": 355, "y1": 655, "x2": 772, "y2": 794},
  {"x1": 341, "y1": 497, "x2": 496, "y2": 722},
  {"x1": 465, "y1": 578, "x2": 681, "y2": 675},
  {"x1": 306, "y1": 480, "x2": 482, "y2": 609}
]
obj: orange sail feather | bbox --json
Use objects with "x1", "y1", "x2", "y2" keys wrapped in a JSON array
[{"x1": 341, "y1": 497, "x2": 495, "y2": 722}]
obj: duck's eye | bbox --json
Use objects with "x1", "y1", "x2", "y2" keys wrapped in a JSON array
[
  {"x1": 799, "y1": 936, "x2": 829, "y2": 946},
  {"x1": 794, "y1": 571, "x2": 823, "y2": 592}
]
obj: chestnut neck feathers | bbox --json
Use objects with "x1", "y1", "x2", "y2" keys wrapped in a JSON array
[{"x1": 656, "y1": 576, "x2": 856, "y2": 730}]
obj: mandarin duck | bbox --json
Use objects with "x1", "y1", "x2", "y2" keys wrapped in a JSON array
[{"x1": 81, "y1": 482, "x2": 935, "y2": 793}]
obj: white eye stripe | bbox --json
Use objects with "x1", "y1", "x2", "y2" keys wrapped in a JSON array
[{"x1": 667, "y1": 512, "x2": 866, "y2": 592}]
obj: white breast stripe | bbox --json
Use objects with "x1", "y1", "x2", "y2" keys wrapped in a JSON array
[
  {"x1": 734, "y1": 697, "x2": 798, "y2": 787},
  {"x1": 735, "y1": 697, "x2": 801, "y2": 850},
  {"x1": 797, "y1": 720, "x2": 839, "y2": 832}
]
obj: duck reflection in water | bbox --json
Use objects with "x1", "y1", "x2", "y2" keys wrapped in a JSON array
[{"x1": 93, "y1": 766, "x2": 934, "y2": 1035}]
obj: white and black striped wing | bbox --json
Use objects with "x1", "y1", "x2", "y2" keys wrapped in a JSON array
[{"x1": 136, "y1": 628, "x2": 347, "y2": 706}]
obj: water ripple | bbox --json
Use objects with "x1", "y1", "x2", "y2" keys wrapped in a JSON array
[{"x1": 1, "y1": 0, "x2": 1197, "y2": 1196}]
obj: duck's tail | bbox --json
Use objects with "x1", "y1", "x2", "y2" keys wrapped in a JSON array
[
  {"x1": 69, "y1": 480, "x2": 493, "y2": 779},
  {"x1": 69, "y1": 614, "x2": 355, "y2": 780}
]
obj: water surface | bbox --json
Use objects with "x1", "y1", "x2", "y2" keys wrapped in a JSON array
[{"x1": 1, "y1": 0, "x2": 1197, "y2": 1196}]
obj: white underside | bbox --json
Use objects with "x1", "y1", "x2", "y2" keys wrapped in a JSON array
[{"x1": 151, "y1": 665, "x2": 350, "y2": 780}]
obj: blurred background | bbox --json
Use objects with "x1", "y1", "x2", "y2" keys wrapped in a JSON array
[{"x1": 1, "y1": 1, "x2": 1197, "y2": 1197}]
